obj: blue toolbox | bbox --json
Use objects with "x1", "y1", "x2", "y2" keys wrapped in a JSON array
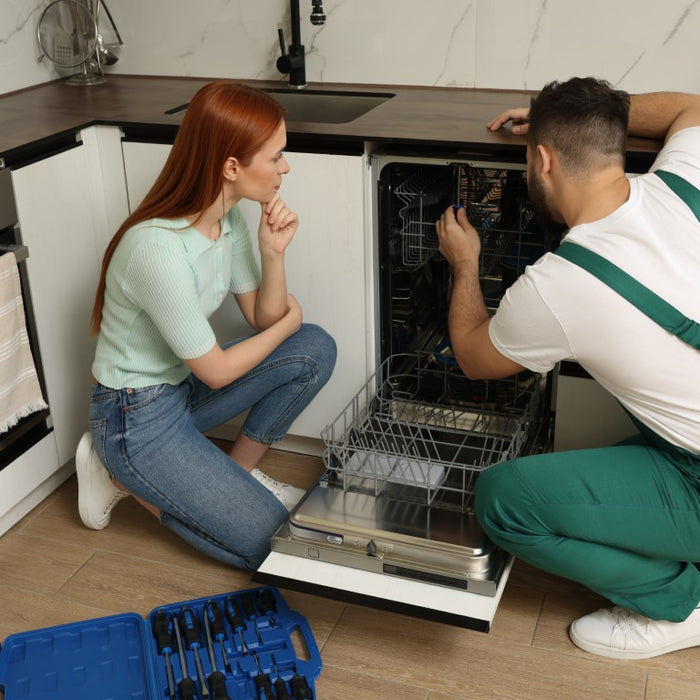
[{"x1": 0, "y1": 585, "x2": 321, "y2": 699}]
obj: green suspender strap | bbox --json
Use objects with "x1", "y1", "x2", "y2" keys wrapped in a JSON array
[
  {"x1": 655, "y1": 169, "x2": 700, "y2": 222},
  {"x1": 553, "y1": 170, "x2": 700, "y2": 350}
]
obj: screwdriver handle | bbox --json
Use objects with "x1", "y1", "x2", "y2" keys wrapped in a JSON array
[
  {"x1": 258, "y1": 590, "x2": 277, "y2": 616},
  {"x1": 242, "y1": 593, "x2": 257, "y2": 620},
  {"x1": 207, "y1": 601, "x2": 232, "y2": 672},
  {"x1": 179, "y1": 608, "x2": 210, "y2": 697},
  {"x1": 290, "y1": 674, "x2": 313, "y2": 699},
  {"x1": 153, "y1": 610, "x2": 174, "y2": 654},
  {"x1": 178, "y1": 677, "x2": 197, "y2": 700},
  {"x1": 225, "y1": 597, "x2": 244, "y2": 631},
  {"x1": 208, "y1": 670, "x2": 231, "y2": 699},
  {"x1": 180, "y1": 607, "x2": 203, "y2": 649},
  {"x1": 255, "y1": 673, "x2": 276, "y2": 699},
  {"x1": 152, "y1": 611, "x2": 177, "y2": 700},
  {"x1": 274, "y1": 678, "x2": 293, "y2": 700},
  {"x1": 207, "y1": 600, "x2": 227, "y2": 639}
]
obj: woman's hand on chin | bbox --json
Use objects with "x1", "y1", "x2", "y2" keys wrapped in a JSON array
[{"x1": 258, "y1": 194, "x2": 298, "y2": 255}]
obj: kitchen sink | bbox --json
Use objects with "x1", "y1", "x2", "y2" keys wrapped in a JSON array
[{"x1": 165, "y1": 88, "x2": 394, "y2": 124}]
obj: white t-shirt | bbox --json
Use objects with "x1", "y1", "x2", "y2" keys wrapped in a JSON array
[{"x1": 489, "y1": 126, "x2": 700, "y2": 453}]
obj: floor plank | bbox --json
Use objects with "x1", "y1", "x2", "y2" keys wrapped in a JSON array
[
  {"x1": 320, "y1": 604, "x2": 647, "y2": 699},
  {"x1": 2, "y1": 449, "x2": 700, "y2": 698}
]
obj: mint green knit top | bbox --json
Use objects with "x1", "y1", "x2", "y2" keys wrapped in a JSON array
[{"x1": 92, "y1": 206, "x2": 259, "y2": 389}]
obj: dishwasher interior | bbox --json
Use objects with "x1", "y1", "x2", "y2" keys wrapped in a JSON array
[{"x1": 270, "y1": 155, "x2": 554, "y2": 597}]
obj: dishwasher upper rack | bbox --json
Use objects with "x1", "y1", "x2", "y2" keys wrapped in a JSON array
[
  {"x1": 395, "y1": 164, "x2": 538, "y2": 272},
  {"x1": 321, "y1": 351, "x2": 542, "y2": 512},
  {"x1": 393, "y1": 166, "x2": 454, "y2": 268}
]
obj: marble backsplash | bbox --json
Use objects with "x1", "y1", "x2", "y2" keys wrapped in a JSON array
[{"x1": 2, "y1": 1, "x2": 698, "y2": 97}]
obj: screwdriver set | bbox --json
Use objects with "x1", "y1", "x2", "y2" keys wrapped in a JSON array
[{"x1": 0, "y1": 585, "x2": 321, "y2": 699}]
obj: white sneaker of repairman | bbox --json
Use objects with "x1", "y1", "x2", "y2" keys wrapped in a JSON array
[
  {"x1": 251, "y1": 468, "x2": 306, "y2": 512},
  {"x1": 76, "y1": 432, "x2": 129, "y2": 530},
  {"x1": 569, "y1": 604, "x2": 700, "y2": 660}
]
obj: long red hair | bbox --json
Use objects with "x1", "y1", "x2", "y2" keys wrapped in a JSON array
[{"x1": 90, "y1": 81, "x2": 286, "y2": 334}]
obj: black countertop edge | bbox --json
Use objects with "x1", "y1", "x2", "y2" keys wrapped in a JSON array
[
  {"x1": 2, "y1": 130, "x2": 83, "y2": 170},
  {"x1": 1, "y1": 118, "x2": 659, "y2": 171},
  {"x1": 118, "y1": 123, "x2": 533, "y2": 161}
]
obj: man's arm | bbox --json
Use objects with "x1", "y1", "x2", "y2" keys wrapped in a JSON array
[
  {"x1": 627, "y1": 92, "x2": 700, "y2": 142},
  {"x1": 436, "y1": 206, "x2": 525, "y2": 380},
  {"x1": 487, "y1": 91, "x2": 700, "y2": 143}
]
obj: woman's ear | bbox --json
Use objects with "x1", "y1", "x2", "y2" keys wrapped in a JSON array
[{"x1": 223, "y1": 156, "x2": 239, "y2": 182}]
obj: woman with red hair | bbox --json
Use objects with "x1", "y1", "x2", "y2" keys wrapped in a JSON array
[{"x1": 75, "y1": 81, "x2": 336, "y2": 570}]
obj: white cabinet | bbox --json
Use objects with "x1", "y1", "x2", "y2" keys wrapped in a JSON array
[
  {"x1": 121, "y1": 141, "x2": 369, "y2": 442},
  {"x1": 121, "y1": 140, "x2": 172, "y2": 213},
  {"x1": 11, "y1": 127, "x2": 126, "y2": 467},
  {"x1": 262, "y1": 150, "x2": 367, "y2": 439},
  {"x1": 554, "y1": 373, "x2": 637, "y2": 451}
]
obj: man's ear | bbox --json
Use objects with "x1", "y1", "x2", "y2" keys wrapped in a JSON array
[
  {"x1": 535, "y1": 143, "x2": 555, "y2": 177},
  {"x1": 223, "y1": 156, "x2": 239, "y2": 182}
]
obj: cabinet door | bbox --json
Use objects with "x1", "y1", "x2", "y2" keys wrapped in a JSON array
[
  {"x1": 267, "y1": 151, "x2": 367, "y2": 438},
  {"x1": 11, "y1": 143, "x2": 103, "y2": 465},
  {"x1": 121, "y1": 140, "x2": 172, "y2": 213},
  {"x1": 121, "y1": 142, "x2": 369, "y2": 440},
  {"x1": 554, "y1": 373, "x2": 637, "y2": 451}
]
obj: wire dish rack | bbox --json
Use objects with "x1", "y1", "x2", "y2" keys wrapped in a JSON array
[
  {"x1": 394, "y1": 167, "x2": 453, "y2": 268},
  {"x1": 322, "y1": 351, "x2": 542, "y2": 512},
  {"x1": 395, "y1": 165, "x2": 539, "y2": 280}
]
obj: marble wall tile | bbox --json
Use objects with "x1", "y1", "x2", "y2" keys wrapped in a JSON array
[
  {"x1": 0, "y1": 0, "x2": 55, "y2": 95},
  {"x1": 475, "y1": 0, "x2": 700, "y2": 93},
  {"x1": 301, "y1": 1, "x2": 479, "y2": 87},
  {"x1": 1, "y1": 0, "x2": 698, "y2": 96}
]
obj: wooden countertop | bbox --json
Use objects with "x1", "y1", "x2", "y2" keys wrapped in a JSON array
[{"x1": 0, "y1": 75, "x2": 661, "y2": 164}]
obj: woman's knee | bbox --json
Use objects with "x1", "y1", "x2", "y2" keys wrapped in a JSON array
[{"x1": 298, "y1": 323, "x2": 337, "y2": 377}]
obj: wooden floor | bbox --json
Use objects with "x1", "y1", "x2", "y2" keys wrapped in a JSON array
[{"x1": 1, "y1": 446, "x2": 700, "y2": 699}]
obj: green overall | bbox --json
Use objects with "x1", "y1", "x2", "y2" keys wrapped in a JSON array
[{"x1": 474, "y1": 171, "x2": 700, "y2": 621}]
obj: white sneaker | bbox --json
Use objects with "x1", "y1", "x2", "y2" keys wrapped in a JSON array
[
  {"x1": 76, "y1": 432, "x2": 129, "y2": 530},
  {"x1": 251, "y1": 468, "x2": 306, "y2": 512},
  {"x1": 570, "y1": 605, "x2": 700, "y2": 660}
]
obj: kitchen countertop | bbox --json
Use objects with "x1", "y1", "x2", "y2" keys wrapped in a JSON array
[{"x1": 0, "y1": 75, "x2": 662, "y2": 164}]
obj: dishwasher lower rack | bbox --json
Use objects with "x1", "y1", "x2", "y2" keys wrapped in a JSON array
[
  {"x1": 268, "y1": 351, "x2": 539, "y2": 597},
  {"x1": 321, "y1": 351, "x2": 542, "y2": 512}
]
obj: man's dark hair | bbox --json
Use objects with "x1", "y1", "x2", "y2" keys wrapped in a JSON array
[{"x1": 528, "y1": 77, "x2": 631, "y2": 174}]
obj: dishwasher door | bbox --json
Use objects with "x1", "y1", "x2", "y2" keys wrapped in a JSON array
[
  {"x1": 256, "y1": 548, "x2": 513, "y2": 632},
  {"x1": 255, "y1": 152, "x2": 553, "y2": 631}
]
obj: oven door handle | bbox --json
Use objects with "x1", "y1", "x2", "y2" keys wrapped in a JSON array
[{"x1": 0, "y1": 243, "x2": 28, "y2": 263}]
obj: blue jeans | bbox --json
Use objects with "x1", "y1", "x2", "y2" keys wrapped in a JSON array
[{"x1": 89, "y1": 323, "x2": 337, "y2": 570}]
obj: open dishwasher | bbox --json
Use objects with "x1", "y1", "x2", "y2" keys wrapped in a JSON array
[{"x1": 256, "y1": 152, "x2": 555, "y2": 630}]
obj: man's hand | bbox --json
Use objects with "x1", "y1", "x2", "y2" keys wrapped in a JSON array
[
  {"x1": 487, "y1": 107, "x2": 530, "y2": 135},
  {"x1": 436, "y1": 205, "x2": 481, "y2": 271},
  {"x1": 435, "y1": 205, "x2": 525, "y2": 381}
]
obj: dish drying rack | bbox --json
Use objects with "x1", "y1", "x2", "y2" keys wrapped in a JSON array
[{"x1": 322, "y1": 350, "x2": 542, "y2": 513}]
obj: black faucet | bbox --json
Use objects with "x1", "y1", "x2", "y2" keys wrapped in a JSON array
[{"x1": 276, "y1": 0, "x2": 326, "y2": 89}]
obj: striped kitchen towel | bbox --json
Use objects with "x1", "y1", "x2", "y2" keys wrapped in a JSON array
[{"x1": 0, "y1": 251, "x2": 48, "y2": 435}]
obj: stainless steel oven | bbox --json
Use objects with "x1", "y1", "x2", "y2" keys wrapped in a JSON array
[{"x1": 0, "y1": 167, "x2": 53, "y2": 471}]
